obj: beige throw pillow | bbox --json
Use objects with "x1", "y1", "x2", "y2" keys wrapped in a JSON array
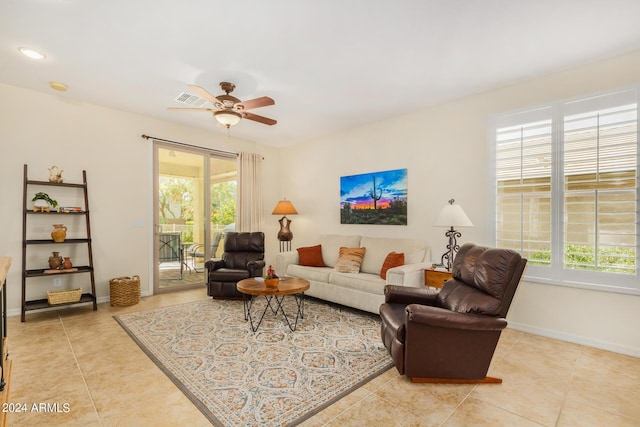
[{"x1": 334, "y1": 247, "x2": 366, "y2": 273}]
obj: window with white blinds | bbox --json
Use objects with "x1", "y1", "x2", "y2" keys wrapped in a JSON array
[
  {"x1": 495, "y1": 110, "x2": 553, "y2": 264},
  {"x1": 492, "y1": 89, "x2": 638, "y2": 293}
]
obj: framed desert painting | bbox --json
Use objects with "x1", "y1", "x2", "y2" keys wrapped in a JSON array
[{"x1": 340, "y1": 168, "x2": 407, "y2": 225}]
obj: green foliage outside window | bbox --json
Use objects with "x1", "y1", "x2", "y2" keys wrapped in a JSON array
[
  {"x1": 159, "y1": 177, "x2": 236, "y2": 241},
  {"x1": 529, "y1": 244, "x2": 636, "y2": 274},
  {"x1": 159, "y1": 177, "x2": 192, "y2": 223},
  {"x1": 210, "y1": 181, "x2": 236, "y2": 226}
]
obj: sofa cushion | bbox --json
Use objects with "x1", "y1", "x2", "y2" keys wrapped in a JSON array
[
  {"x1": 328, "y1": 271, "x2": 386, "y2": 295},
  {"x1": 334, "y1": 247, "x2": 366, "y2": 273},
  {"x1": 287, "y1": 264, "x2": 333, "y2": 283},
  {"x1": 359, "y1": 237, "x2": 427, "y2": 274},
  {"x1": 380, "y1": 252, "x2": 405, "y2": 279},
  {"x1": 297, "y1": 244, "x2": 325, "y2": 267},
  {"x1": 405, "y1": 248, "x2": 427, "y2": 264},
  {"x1": 318, "y1": 234, "x2": 361, "y2": 267}
]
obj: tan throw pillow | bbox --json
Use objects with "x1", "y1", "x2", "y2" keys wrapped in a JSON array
[
  {"x1": 297, "y1": 244, "x2": 326, "y2": 267},
  {"x1": 380, "y1": 252, "x2": 405, "y2": 279},
  {"x1": 334, "y1": 247, "x2": 366, "y2": 273}
]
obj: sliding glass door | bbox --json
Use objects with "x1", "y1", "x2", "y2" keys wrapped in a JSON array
[{"x1": 153, "y1": 142, "x2": 237, "y2": 293}]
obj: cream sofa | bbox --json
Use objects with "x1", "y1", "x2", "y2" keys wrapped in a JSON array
[{"x1": 275, "y1": 234, "x2": 431, "y2": 314}]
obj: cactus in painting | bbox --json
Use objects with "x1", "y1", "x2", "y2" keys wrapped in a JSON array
[{"x1": 369, "y1": 176, "x2": 383, "y2": 209}]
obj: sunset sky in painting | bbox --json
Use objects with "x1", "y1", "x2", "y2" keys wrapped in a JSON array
[{"x1": 340, "y1": 169, "x2": 407, "y2": 209}]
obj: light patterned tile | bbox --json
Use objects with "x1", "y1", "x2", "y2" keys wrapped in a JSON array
[
  {"x1": 301, "y1": 386, "x2": 372, "y2": 426},
  {"x1": 473, "y1": 341, "x2": 571, "y2": 426},
  {"x1": 325, "y1": 393, "x2": 409, "y2": 427},
  {"x1": 8, "y1": 404, "x2": 101, "y2": 427},
  {"x1": 558, "y1": 398, "x2": 639, "y2": 427},
  {"x1": 443, "y1": 397, "x2": 544, "y2": 427},
  {"x1": 374, "y1": 376, "x2": 475, "y2": 427},
  {"x1": 572, "y1": 346, "x2": 640, "y2": 390},
  {"x1": 98, "y1": 387, "x2": 210, "y2": 427},
  {"x1": 565, "y1": 376, "x2": 640, "y2": 422}
]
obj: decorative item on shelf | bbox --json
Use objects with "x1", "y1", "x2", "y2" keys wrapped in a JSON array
[
  {"x1": 48, "y1": 165, "x2": 64, "y2": 183},
  {"x1": 433, "y1": 199, "x2": 474, "y2": 271},
  {"x1": 62, "y1": 257, "x2": 73, "y2": 270},
  {"x1": 48, "y1": 251, "x2": 63, "y2": 269},
  {"x1": 32, "y1": 192, "x2": 58, "y2": 212},
  {"x1": 51, "y1": 224, "x2": 67, "y2": 243},
  {"x1": 264, "y1": 265, "x2": 279, "y2": 288},
  {"x1": 272, "y1": 199, "x2": 298, "y2": 252},
  {"x1": 46, "y1": 288, "x2": 82, "y2": 305},
  {"x1": 58, "y1": 206, "x2": 82, "y2": 213}
]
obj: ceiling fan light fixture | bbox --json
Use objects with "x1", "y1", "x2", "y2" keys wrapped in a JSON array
[
  {"x1": 18, "y1": 47, "x2": 46, "y2": 59},
  {"x1": 214, "y1": 110, "x2": 242, "y2": 127},
  {"x1": 171, "y1": 83, "x2": 275, "y2": 128}
]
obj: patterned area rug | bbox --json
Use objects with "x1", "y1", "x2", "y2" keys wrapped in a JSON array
[{"x1": 115, "y1": 297, "x2": 393, "y2": 426}]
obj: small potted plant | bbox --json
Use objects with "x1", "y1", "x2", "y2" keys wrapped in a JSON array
[
  {"x1": 264, "y1": 265, "x2": 279, "y2": 288},
  {"x1": 32, "y1": 192, "x2": 58, "y2": 212}
]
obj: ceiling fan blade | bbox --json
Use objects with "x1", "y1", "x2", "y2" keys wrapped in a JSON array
[
  {"x1": 236, "y1": 96, "x2": 275, "y2": 111},
  {"x1": 243, "y1": 112, "x2": 277, "y2": 126},
  {"x1": 187, "y1": 85, "x2": 222, "y2": 105},
  {"x1": 167, "y1": 107, "x2": 215, "y2": 112}
]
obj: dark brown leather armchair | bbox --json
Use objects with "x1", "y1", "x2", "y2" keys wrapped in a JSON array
[
  {"x1": 379, "y1": 243, "x2": 527, "y2": 383},
  {"x1": 205, "y1": 232, "x2": 266, "y2": 299}
]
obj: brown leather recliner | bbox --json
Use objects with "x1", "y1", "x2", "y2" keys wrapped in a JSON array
[
  {"x1": 205, "y1": 232, "x2": 266, "y2": 299},
  {"x1": 379, "y1": 243, "x2": 527, "y2": 383}
]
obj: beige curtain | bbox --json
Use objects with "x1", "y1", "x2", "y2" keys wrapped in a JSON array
[{"x1": 236, "y1": 152, "x2": 263, "y2": 232}]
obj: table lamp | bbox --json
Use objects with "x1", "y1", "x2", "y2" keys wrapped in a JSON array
[
  {"x1": 433, "y1": 199, "x2": 473, "y2": 271},
  {"x1": 272, "y1": 199, "x2": 298, "y2": 251}
]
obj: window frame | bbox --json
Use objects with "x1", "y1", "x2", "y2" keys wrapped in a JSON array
[{"x1": 490, "y1": 87, "x2": 639, "y2": 295}]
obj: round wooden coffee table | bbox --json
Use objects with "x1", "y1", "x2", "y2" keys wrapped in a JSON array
[{"x1": 236, "y1": 277, "x2": 310, "y2": 332}]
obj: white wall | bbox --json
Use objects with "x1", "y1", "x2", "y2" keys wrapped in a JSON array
[
  {"x1": 279, "y1": 50, "x2": 640, "y2": 356},
  {"x1": 0, "y1": 83, "x2": 282, "y2": 314}
]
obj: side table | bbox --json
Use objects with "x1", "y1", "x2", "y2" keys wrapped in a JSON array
[{"x1": 424, "y1": 268, "x2": 452, "y2": 289}]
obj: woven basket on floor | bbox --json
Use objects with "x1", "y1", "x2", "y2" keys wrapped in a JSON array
[
  {"x1": 47, "y1": 288, "x2": 82, "y2": 305},
  {"x1": 109, "y1": 276, "x2": 140, "y2": 307}
]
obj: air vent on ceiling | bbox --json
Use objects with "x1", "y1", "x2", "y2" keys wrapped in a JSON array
[{"x1": 174, "y1": 92, "x2": 208, "y2": 107}]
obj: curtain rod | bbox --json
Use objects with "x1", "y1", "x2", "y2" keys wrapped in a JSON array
[{"x1": 141, "y1": 134, "x2": 237, "y2": 157}]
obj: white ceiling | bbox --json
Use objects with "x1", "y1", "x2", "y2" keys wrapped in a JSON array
[{"x1": 3, "y1": 1, "x2": 640, "y2": 147}]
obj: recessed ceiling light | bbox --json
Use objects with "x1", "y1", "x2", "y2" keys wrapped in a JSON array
[
  {"x1": 18, "y1": 47, "x2": 46, "y2": 60},
  {"x1": 49, "y1": 81, "x2": 67, "y2": 92}
]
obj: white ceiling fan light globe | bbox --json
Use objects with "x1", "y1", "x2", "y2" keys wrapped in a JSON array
[{"x1": 214, "y1": 110, "x2": 242, "y2": 127}]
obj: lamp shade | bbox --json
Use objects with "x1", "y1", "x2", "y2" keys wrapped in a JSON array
[
  {"x1": 213, "y1": 110, "x2": 242, "y2": 127},
  {"x1": 434, "y1": 200, "x2": 473, "y2": 227},
  {"x1": 272, "y1": 199, "x2": 298, "y2": 216}
]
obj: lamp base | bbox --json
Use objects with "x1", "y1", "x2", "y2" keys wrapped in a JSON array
[
  {"x1": 277, "y1": 216, "x2": 293, "y2": 252},
  {"x1": 440, "y1": 227, "x2": 462, "y2": 271},
  {"x1": 278, "y1": 241, "x2": 292, "y2": 252}
]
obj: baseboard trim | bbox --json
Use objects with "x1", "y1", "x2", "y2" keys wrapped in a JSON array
[
  {"x1": 8, "y1": 295, "x2": 113, "y2": 318},
  {"x1": 508, "y1": 321, "x2": 640, "y2": 357}
]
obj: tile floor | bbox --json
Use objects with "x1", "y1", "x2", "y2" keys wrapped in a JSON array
[{"x1": 6, "y1": 288, "x2": 640, "y2": 426}]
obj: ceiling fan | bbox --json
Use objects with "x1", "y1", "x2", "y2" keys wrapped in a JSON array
[{"x1": 169, "y1": 82, "x2": 277, "y2": 128}]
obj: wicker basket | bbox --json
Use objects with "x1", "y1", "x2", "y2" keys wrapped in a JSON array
[
  {"x1": 109, "y1": 276, "x2": 140, "y2": 307},
  {"x1": 47, "y1": 288, "x2": 82, "y2": 305}
]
